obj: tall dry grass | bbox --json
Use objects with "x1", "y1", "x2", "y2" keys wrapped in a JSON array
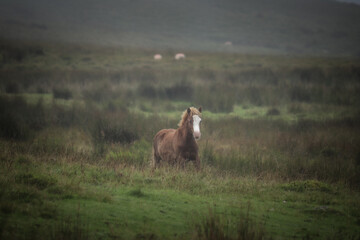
[
  {"x1": 201, "y1": 117, "x2": 360, "y2": 188},
  {"x1": 0, "y1": 94, "x2": 359, "y2": 188}
]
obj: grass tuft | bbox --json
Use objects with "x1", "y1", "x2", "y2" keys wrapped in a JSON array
[
  {"x1": 281, "y1": 180, "x2": 333, "y2": 193},
  {"x1": 53, "y1": 87, "x2": 73, "y2": 100},
  {"x1": 194, "y1": 207, "x2": 267, "y2": 240},
  {"x1": 129, "y1": 188, "x2": 146, "y2": 198},
  {"x1": 266, "y1": 107, "x2": 281, "y2": 116}
]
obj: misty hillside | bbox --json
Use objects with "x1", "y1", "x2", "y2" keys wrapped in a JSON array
[{"x1": 1, "y1": 0, "x2": 360, "y2": 55}]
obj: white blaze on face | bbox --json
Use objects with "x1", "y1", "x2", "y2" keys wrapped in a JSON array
[{"x1": 192, "y1": 115, "x2": 201, "y2": 140}]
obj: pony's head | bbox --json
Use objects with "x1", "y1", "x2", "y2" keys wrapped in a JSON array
[{"x1": 178, "y1": 107, "x2": 202, "y2": 140}]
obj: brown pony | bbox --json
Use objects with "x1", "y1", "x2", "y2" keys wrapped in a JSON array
[{"x1": 153, "y1": 107, "x2": 202, "y2": 170}]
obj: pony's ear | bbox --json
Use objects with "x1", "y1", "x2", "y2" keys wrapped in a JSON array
[
  {"x1": 187, "y1": 108, "x2": 191, "y2": 114},
  {"x1": 198, "y1": 107, "x2": 202, "y2": 113}
]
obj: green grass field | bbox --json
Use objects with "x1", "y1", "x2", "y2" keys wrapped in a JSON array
[
  {"x1": 1, "y1": 41, "x2": 360, "y2": 239},
  {"x1": 1, "y1": 150, "x2": 359, "y2": 239}
]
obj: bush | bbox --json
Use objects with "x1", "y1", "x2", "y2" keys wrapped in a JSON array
[
  {"x1": 289, "y1": 87, "x2": 311, "y2": 102},
  {"x1": 195, "y1": 208, "x2": 266, "y2": 240},
  {"x1": 0, "y1": 96, "x2": 46, "y2": 141},
  {"x1": 0, "y1": 113, "x2": 31, "y2": 140},
  {"x1": 137, "y1": 84, "x2": 160, "y2": 99},
  {"x1": 266, "y1": 107, "x2": 281, "y2": 116},
  {"x1": 137, "y1": 82, "x2": 194, "y2": 101},
  {"x1": 53, "y1": 88, "x2": 73, "y2": 100},
  {"x1": 201, "y1": 142, "x2": 217, "y2": 166},
  {"x1": 245, "y1": 87, "x2": 263, "y2": 106},
  {"x1": 82, "y1": 83, "x2": 113, "y2": 102},
  {"x1": 287, "y1": 104, "x2": 304, "y2": 114},
  {"x1": 291, "y1": 67, "x2": 326, "y2": 84},
  {"x1": 165, "y1": 82, "x2": 193, "y2": 101},
  {"x1": 194, "y1": 84, "x2": 235, "y2": 113},
  {"x1": 105, "y1": 140, "x2": 151, "y2": 167},
  {"x1": 50, "y1": 103, "x2": 79, "y2": 127},
  {"x1": 0, "y1": 42, "x2": 44, "y2": 63},
  {"x1": 90, "y1": 113, "x2": 141, "y2": 156},
  {"x1": 5, "y1": 82, "x2": 20, "y2": 93},
  {"x1": 15, "y1": 173, "x2": 57, "y2": 190},
  {"x1": 281, "y1": 180, "x2": 332, "y2": 193}
]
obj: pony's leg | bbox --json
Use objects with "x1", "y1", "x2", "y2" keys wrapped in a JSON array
[
  {"x1": 155, "y1": 156, "x2": 161, "y2": 169},
  {"x1": 174, "y1": 155, "x2": 182, "y2": 169},
  {"x1": 180, "y1": 158, "x2": 186, "y2": 169}
]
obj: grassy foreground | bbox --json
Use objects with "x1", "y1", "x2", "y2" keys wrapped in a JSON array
[
  {"x1": 1, "y1": 41, "x2": 360, "y2": 239},
  {"x1": 1, "y1": 136, "x2": 360, "y2": 240}
]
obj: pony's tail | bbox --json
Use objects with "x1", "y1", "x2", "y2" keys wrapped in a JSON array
[
  {"x1": 150, "y1": 148, "x2": 156, "y2": 169},
  {"x1": 151, "y1": 144, "x2": 158, "y2": 170}
]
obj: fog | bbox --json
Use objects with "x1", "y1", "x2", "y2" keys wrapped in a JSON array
[
  {"x1": 337, "y1": 0, "x2": 360, "y2": 4},
  {"x1": 1, "y1": 0, "x2": 360, "y2": 55}
]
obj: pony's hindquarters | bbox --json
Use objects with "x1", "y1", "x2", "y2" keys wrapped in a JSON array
[{"x1": 152, "y1": 129, "x2": 175, "y2": 168}]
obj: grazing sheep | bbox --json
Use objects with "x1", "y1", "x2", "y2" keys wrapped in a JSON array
[
  {"x1": 224, "y1": 41, "x2": 232, "y2": 46},
  {"x1": 154, "y1": 54, "x2": 162, "y2": 60},
  {"x1": 174, "y1": 53, "x2": 185, "y2": 60}
]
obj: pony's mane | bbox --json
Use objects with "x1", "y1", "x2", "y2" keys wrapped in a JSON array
[{"x1": 178, "y1": 107, "x2": 202, "y2": 127}]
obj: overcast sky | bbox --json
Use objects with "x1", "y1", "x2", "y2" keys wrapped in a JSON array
[
  {"x1": 337, "y1": 0, "x2": 360, "y2": 4},
  {"x1": 0, "y1": 0, "x2": 359, "y2": 55}
]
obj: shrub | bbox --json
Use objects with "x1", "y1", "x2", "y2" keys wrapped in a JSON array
[
  {"x1": 5, "y1": 82, "x2": 20, "y2": 93},
  {"x1": 100, "y1": 119, "x2": 138, "y2": 144},
  {"x1": 36, "y1": 86, "x2": 48, "y2": 94},
  {"x1": 245, "y1": 87, "x2": 263, "y2": 106},
  {"x1": 291, "y1": 67, "x2": 326, "y2": 84},
  {"x1": 90, "y1": 112, "x2": 141, "y2": 156},
  {"x1": 201, "y1": 142, "x2": 217, "y2": 166},
  {"x1": 29, "y1": 130, "x2": 73, "y2": 156},
  {"x1": 194, "y1": 208, "x2": 266, "y2": 240},
  {"x1": 50, "y1": 103, "x2": 79, "y2": 127},
  {"x1": 105, "y1": 139, "x2": 151, "y2": 167},
  {"x1": 15, "y1": 173, "x2": 57, "y2": 190},
  {"x1": 50, "y1": 214, "x2": 89, "y2": 240},
  {"x1": 194, "y1": 84, "x2": 235, "y2": 113},
  {"x1": 289, "y1": 87, "x2": 311, "y2": 102},
  {"x1": 128, "y1": 188, "x2": 146, "y2": 198},
  {"x1": 0, "y1": 113, "x2": 31, "y2": 140},
  {"x1": 266, "y1": 107, "x2": 280, "y2": 116},
  {"x1": 82, "y1": 83, "x2": 113, "y2": 102},
  {"x1": 165, "y1": 82, "x2": 193, "y2": 101},
  {"x1": 287, "y1": 104, "x2": 304, "y2": 114},
  {"x1": 53, "y1": 87, "x2": 73, "y2": 100},
  {"x1": 137, "y1": 84, "x2": 160, "y2": 99},
  {"x1": 0, "y1": 96, "x2": 46, "y2": 141},
  {"x1": 195, "y1": 209, "x2": 229, "y2": 240},
  {"x1": 281, "y1": 180, "x2": 332, "y2": 193}
]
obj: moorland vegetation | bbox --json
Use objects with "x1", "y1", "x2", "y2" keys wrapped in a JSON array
[{"x1": 0, "y1": 40, "x2": 360, "y2": 239}]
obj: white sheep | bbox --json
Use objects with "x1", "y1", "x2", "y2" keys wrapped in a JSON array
[
  {"x1": 174, "y1": 53, "x2": 185, "y2": 60},
  {"x1": 154, "y1": 54, "x2": 162, "y2": 60}
]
